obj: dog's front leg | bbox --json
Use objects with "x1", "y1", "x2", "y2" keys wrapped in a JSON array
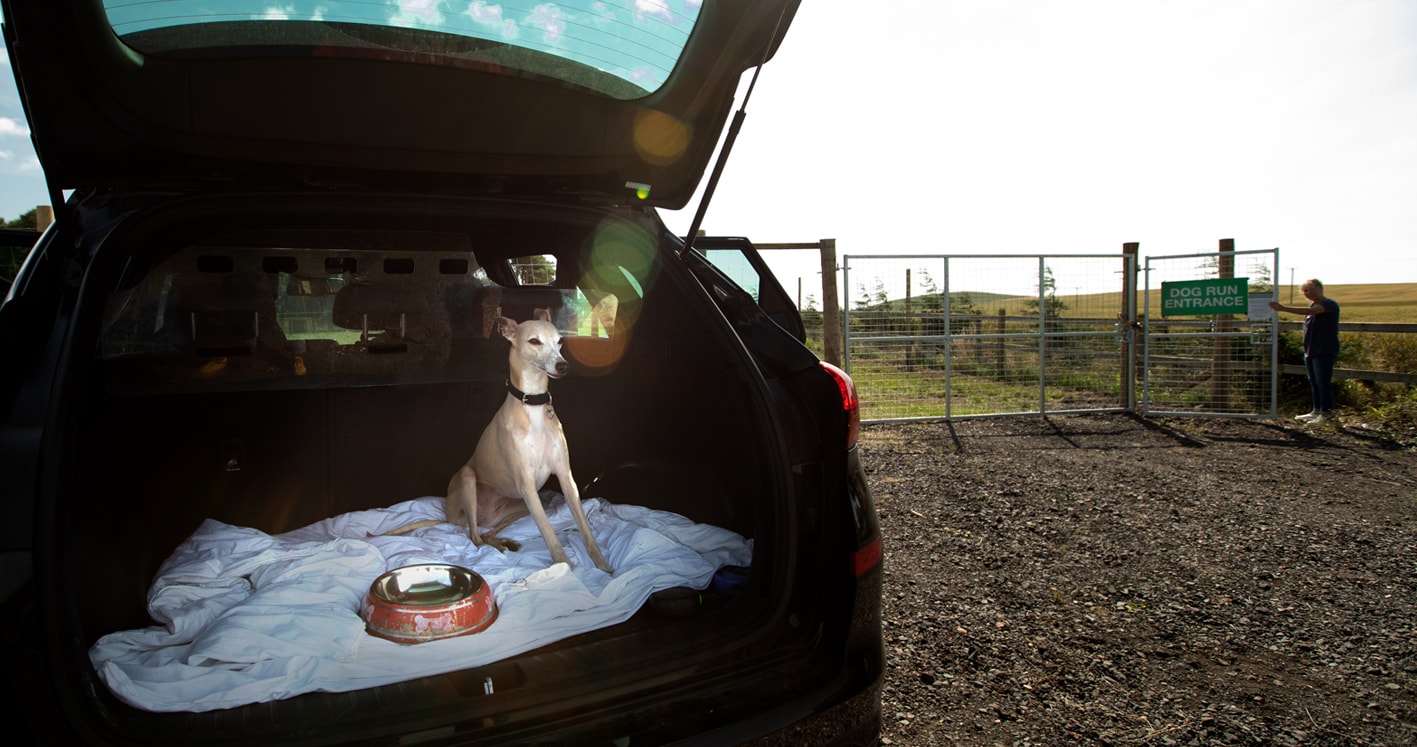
[
  {"x1": 510, "y1": 466, "x2": 572, "y2": 565},
  {"x1": 561, "y1": 469, "x2": 613, "y2": 573}
]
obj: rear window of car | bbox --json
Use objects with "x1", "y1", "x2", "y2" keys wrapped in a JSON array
[{"x1": 101, "y1": 0, "x2": 704, "y2": 98}]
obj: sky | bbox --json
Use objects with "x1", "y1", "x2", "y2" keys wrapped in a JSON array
[
  {"x1": 3, "y1": 0, "x2": 1416, "y2": 292},
  {"x1": 658, "y1": 0, "x2": 1417, "y2": 291}
]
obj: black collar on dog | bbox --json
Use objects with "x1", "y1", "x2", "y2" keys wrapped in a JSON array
[{"x1": 506, "y1": 381, "x2": 552, "y2": 406}]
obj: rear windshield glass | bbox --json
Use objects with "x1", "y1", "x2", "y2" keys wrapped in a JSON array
[{"x1": 101, "y1": 0, "x2": 703, "y2": 98}]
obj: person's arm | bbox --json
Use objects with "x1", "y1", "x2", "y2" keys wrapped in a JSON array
[{"x1": 1268, "y1": 300, "x2": 1325, "y2": 316}]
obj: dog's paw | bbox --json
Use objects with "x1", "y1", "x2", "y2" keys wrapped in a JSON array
[{"x1": 479, "y1": 534, "x2": 522, "y2": 553}]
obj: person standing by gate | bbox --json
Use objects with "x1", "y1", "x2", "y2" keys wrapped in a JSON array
[{"x1": 1269, "y1": 279, "x2": 1340, "y2": 425}]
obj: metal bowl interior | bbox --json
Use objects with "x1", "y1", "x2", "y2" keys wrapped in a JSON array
[{"x1": 370, "y1": 564, "x2": 482, "y2": 607}]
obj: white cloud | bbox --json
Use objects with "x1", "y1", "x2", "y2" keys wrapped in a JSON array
[
  {"x1": 467, "y1": 2, "x2": 519, "y2": 39},
  {"x1": 468, "y1": 1, "x2": 503, "y2": 24},
  {"x1": 0, "y1": 117, "x2": 29, "y2": 138},
  {"x1": 635, "y1": 0, "x2": 673, "y2": 24},
  {"x1": 392, "y1": 0, "x2": 445, "y2": 28},
  {"x1": 0, "y1": 150, "x2": 42, "y2": 179},
  {"x1": 528, "y1": 3, "x2": 566, "y2": 43}
]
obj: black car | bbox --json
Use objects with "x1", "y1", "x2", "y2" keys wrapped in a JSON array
[{"x1": 0, "y1": 1, "x2": 882, "y2": 745}]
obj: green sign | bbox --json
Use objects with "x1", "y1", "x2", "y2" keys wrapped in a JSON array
[{"x1": 1160, "y1": 278, "x2": 1249, "y2": 317}]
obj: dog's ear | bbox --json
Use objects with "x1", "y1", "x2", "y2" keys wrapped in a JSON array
[
  {"x1": 495, "y1": 316, "x2": 519, "y2": 341},
  {"x1": 533, "y1": 307, "x2": 552, "y2": 323}
]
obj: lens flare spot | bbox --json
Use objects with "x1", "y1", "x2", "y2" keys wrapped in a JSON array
[
  {"x1": 633, "y1": 109, "x2": 692, "y2": 166},
  {"x1": 589, "y1": 218, "x2": 657, "y2": 289}
]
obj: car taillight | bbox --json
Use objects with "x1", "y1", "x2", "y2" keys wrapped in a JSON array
[
  {"x1": 820, "y1": 361, "x2": 860, "y2": 449},
  {"x1": 851, "y1": 536, "x2": 882, "y2": 577}
]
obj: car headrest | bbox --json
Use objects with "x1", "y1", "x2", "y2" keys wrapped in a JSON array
[
  {"x1": 331, "y1": 280, "x2": 455, "y2": 344},
  {"x1": 490, "y1": 287, "x2": 567, "y2": 325},
  {"x1": 164, "y1": 273, "x2": 285, "y2": 352}
]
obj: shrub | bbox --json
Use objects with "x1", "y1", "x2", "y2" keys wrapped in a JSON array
[
  {"x1": 1366, "y1": 333, "x2": 1417, "y2": 374},
  {"x1": 1365, "y1": 389, "x2": 1417, "y2": 432}
]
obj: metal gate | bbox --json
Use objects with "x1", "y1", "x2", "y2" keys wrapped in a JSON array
[
  {"x1": 843, "y1": 254, "x2": 1136, "y2": 422},
  {"x1": 1141, "y1": 248, "x2": 1279, "y2": 418}
]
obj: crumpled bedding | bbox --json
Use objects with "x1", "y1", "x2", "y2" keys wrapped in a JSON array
[{"x1": 89, "y1": 495, "x2": 752, "y2": 713}]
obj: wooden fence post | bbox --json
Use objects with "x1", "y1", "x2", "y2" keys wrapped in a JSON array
[
  {"x1": 996, "y1": 308, "x2": 1007, "y2": 376},
  {"x1": 1212, "y1": 238, "x2": 1235, "y2": 410},
  {"x1": 819, "y1": 238, "x2": 842, "y2": 367},
  {"x1": 1122, "y1": 242, "x2": 1139, "y2": 410}
]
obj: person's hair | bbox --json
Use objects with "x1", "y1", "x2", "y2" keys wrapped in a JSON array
[{"x1": 1302, "y1": 278, "x2": 1324, "y2": 292}]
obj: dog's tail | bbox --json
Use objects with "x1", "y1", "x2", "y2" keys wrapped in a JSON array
[{"x1": 367, "y1": 519, "x2": 444, "y2": 538}]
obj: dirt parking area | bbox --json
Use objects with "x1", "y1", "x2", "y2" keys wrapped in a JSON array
[{"x1": 862, "y1": 413, "x2": 1417, "y2": 746}]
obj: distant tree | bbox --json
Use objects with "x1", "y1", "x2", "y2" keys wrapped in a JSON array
[
  {"x1": 915, "y1": 269, "x2": 945, "y2": 336},
  {"x1": 1248, "y1": 264, "x2": 1273, "y2": 292},
  {"x1": 916, "y1": 269, "x2": 937, "y2": 294},
  {"x1": 1, "y1": 208, "x2": 38, "y2": 229},
  {"x1": 855, "y1": 283, "x2": 872, "y2": 311},
  {"x1": 1024, "y1": 265, "x2": 1067, "y2": 319},
  {"x1": 511, "y1": 254, "x2": 555, "y2": 285},
  {"x1": 950, "y1": 292, "x2": 978, "y2": 316},
  {"x1": 871, "y1": 279, "x2": 889, "y2": 307},
  {"x1": 801, "y1": 293, "x2": 821, "y2": 336}
]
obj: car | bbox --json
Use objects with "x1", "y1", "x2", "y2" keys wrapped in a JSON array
[{"x1": 0, "y1": 1, "x2": 882, "y2": 745}]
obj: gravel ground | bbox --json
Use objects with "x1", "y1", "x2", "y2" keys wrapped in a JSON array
[{"x1": 861, "y1": 413, "x2": 1417, "y2": 747}]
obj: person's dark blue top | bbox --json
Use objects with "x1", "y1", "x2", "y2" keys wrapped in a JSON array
[{"x1": 1303, "y1": 297, "x2": 1340, "y2": 357}]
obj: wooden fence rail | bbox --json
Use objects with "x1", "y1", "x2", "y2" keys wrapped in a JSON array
[{"x1": 1276, "y1": 320, "x2": 1417, "y2": 385}]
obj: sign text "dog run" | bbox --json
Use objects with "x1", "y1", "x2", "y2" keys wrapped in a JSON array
[{"x1": 1159, "y1": 277, "x2": 1250, "y2": 317}]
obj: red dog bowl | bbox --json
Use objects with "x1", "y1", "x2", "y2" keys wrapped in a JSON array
[{"x1": 363, "y1": 564, "x2": 497, "y2": 644}]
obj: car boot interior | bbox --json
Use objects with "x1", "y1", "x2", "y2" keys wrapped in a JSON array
[{"x1": 57, "y1": 205, "x2": 774, "y2": 653}]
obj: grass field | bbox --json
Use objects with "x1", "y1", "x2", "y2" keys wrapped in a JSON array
[
  {"x1": 1306, "y1": 283, "x2": 1417, "y2": 324},
  {"x1": 1042, "y1": 283, "x2": 1417, "y2": 324},
  {"x1": 882, "y1": 284, "x2": 1417, "y2": 324}
]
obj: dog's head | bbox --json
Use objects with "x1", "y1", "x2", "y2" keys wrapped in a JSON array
[{"x1": 497, "y1": 309, "x2": 569, "y2": 378}]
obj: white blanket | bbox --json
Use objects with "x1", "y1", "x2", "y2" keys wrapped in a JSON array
[{"x1": 90, "y1": 495, "x2": 752, "y2": 712}]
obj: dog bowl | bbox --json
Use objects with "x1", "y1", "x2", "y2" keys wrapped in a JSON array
[{"x1": 363, "y1": 564, "x2": 497, "y2": 644}]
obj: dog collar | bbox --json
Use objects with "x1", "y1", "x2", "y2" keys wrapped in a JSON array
[{"x1": 506, "y1": 381, "x2": 552, "y2": 406}]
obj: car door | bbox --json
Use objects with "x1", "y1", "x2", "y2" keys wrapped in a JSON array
[{"x1": 693, "y1": 236, "x2": 807, "y2": 343}]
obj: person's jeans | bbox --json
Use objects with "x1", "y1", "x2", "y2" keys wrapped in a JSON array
[{"x1": 1305, "y1": 353, "x2": 1337, "y2": 414}]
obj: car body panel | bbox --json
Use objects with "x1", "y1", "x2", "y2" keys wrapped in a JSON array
[{"x1": 1, "y1": 0, "x2": 799, "y2": 209}]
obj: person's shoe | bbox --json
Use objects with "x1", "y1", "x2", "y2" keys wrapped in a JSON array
[
  {"x1": 1295, "y1": 411, "x2": 1319, "y2": 422},
  {"x1": 1306, "y1": 413, "x2": 1331, "y2": 426}
]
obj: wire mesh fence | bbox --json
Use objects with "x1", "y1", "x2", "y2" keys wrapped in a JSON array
[
  {"x1": 842, "y1": 254, "x2": 1134, "y2": 421},
  {"x1": 1142, "y1": 248, "x2": 1279, "y2": 417},
  {"x1": 743, "y1": 242, "x2": 1282, "y2": 421}
]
